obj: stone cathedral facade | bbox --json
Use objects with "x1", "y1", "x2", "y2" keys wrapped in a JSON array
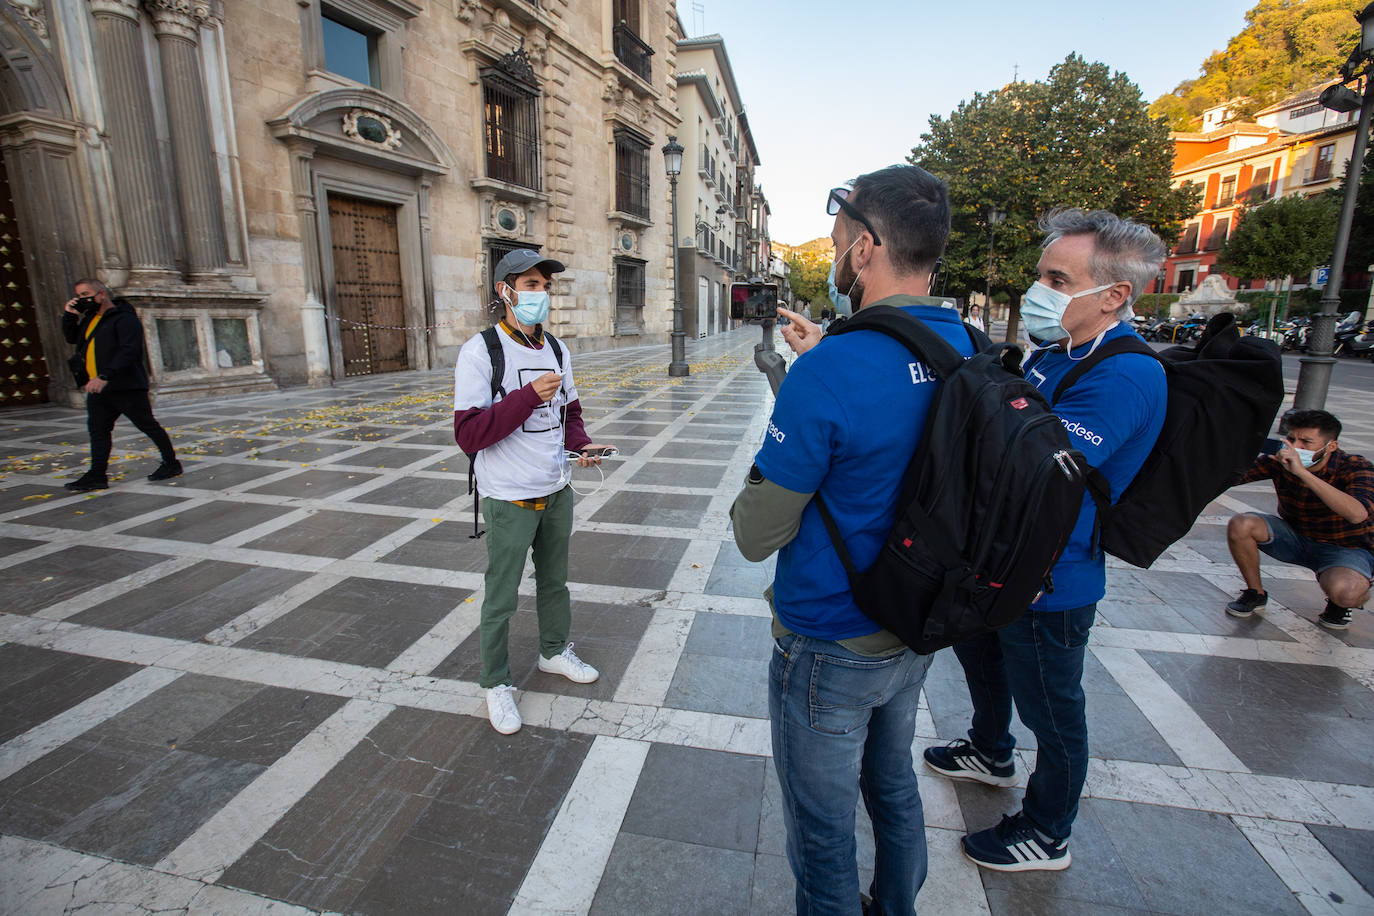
[{"x1": 0, "y1": 0, "x2": 683, "y2": 405}]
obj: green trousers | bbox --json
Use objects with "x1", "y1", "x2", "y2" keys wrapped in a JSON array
[{"x1": 478, "y1": 486, "x2": 573, "y2": 689}]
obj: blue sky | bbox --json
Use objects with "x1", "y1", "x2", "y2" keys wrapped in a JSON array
[{"x1": 674, "y1": 0, "x2": 1258, "y2": 245}]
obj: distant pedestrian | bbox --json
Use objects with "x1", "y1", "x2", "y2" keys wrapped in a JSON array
[
  {"x1": 1224, "y1": 408, "x2": 1372, "y2": 630},
  {"x1": 924, "y1": 209, "x2": 1167, "y2": 872},
  {"x1": 61, "y1": 279, "x2": 180, "y2": 492},
  {"x1": 967, "y1": 303, "x2": 986, "y2": 332},
  {"x1": 453, "y1": 249, "x2": 613, "y2": 735}
]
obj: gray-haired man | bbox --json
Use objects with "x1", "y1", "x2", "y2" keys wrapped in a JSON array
[{"x1": 923, "y1": 209, "x2": 1168, "y2": 871}]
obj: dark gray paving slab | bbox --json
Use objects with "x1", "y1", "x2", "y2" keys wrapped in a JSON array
[
  {"x1": 682, "y1": 612, "x2": 773, "y2": 660},
  {"x1": 417, "y1": 453, "x2": 466, "y2": 474},
  {"x1": 1307, "y1": 824, "x2": 1374, "y2": 896},
  {"x1": 592, "y1": 421, "x2": 669, "y2": 438},
  {"x1": 244, "y1": 510, "x2": 411, "y2": 559},
  {"x1": 924, "y1": 646, "x2": 1037, "y2": 756},
  {"x1": 0, "y1": 483, "x2": 71, "y2": 514},
  {"x1": 429, "y1": 599, "x2": 653, "y2": 701},
  {"x1": 120, "y1": 500, "x2": 293, "y2": 543},
  {"x1": 396, "y1": 428, "x2": 458, "y2": 446},
  {"x1": 1110, "y1": 570, "x2": 1295, "y2": 641},
  {"x1": 590, "y1": 833, "x2": 756, "y2": 916},
  {"x1": 17, "y1": 491, "x2": 189, "y2": 531},
  {"x1": 628, "y1": 460, "x2": 727, "y2": 489},
  {"x1": 233, "y1": 577, "x2": 468, "y2": 667},
  {"x1": 0, "y1": 534, "x2": 43, "y2": 555},
  {"x1": 1093, "y1": 798, "x2": 1305, "y2": 915},
  {"x1": 621, "y1": 743, "x2": 764, "y2": 852},
  {"x1": 252, "y1": 441, "x2": 359, "y2": 462},
  {"x1": 178, "y1": 686, "x2": 346, "y2": 766},
  {"x1": 566, "y1": 531, "x2": 690, "y2": 589},
  {"x1": 0, "y1": 545, "x2": 170, "y2": 615},
  {"x1": 985, "y1": 890, "x2": 1150, "y2": 916},
  {"x1": 590, "y1": 490, "x2": 711, "y2": 528},
  {"x1": 751, "y1": 852, "x2": 795, "y2": 916},
  {"x1": 649, "y1": 439, "x2": 742, "y2": 461},
  {"x1": 378, "y1": 520, "x2": 489, "y2": 571},
  {"x1": 181, "y1": 436, "x2": 277, "y2": 456},
  {"x1": 705, "y1": 539, "x2": 775, "y2": 599},
  {"x1": 166, "y1": 461, "x2": 284, "y2": 490},
  {"x1": 665, "y1": 653, "x2": 769, "y2": 718},
  {"x1": 70, "y1": 561, "x2": 308, "y2": 640},
  {"x1": 245, "y1": 468, "x2": 380, "y2": 498},
  {"x1": 311, "y1": 425, "x2": 402, "y2": 442},
  {"x1": 1265, "y1": 576, "x2": 1374, "y2": 648},
  {"x1": 330, "y1": 445, "x2": 438, "y2": 468},
  {"x1": 348, "y1": 476, "x2": 463, "y2": 509},
  {"x1": 0, "y1": 645, "x2": 144, "y2": 742}
]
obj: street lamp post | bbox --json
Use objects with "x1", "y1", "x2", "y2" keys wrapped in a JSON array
[
  {"x1": 1295, "y1": 2, "x2": 1374, "y2": 408},
  {"x1": 662, "y1": 135, "x2": 689, "y2": 377}
]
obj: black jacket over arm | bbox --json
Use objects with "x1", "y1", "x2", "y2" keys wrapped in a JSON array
[{"x1": 62, "y1": 299, "x2": 150, "y2": 391}]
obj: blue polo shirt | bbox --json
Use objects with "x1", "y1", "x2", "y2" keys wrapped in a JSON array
[
  {"x1": 1023, "y1": 321, "x2": 1167, "y2": 611},
  {"x1": 754, "y1": 297, "x2": 976, "y2": 640}
]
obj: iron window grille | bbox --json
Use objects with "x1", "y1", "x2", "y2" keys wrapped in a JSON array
[
  {"x1": 612, "y1": 22, "x2": 653, "y2": 82},
  {"x1": 482, "y1": 68, "x2": 542, "y2": 191},
  {"x1": 614, "y1": 129, "x2": 651, "y2": 219},
  {"x1": 614, "y1": 257, "x2": 646, "y2": 334}
]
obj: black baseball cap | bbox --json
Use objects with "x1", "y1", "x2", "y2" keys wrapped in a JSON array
[{"x1": 494, "y1": 249, "x2": 565, "y2": 285}]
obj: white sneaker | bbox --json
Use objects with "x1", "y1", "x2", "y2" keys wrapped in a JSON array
[
  {"x1": 486, "y1": 684, "x2": 521, "y2": 734},
  {"x1": 537, "y1": 643, "x2": 599, "y2": 684}
]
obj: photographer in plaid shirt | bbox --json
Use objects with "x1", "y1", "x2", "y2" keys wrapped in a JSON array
[{"x1": 1225, "y1": 409, "x2": 1374, "y2": 630}]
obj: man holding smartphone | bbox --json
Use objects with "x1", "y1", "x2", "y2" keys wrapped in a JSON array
[
  {"x1": 1225, "y1": 408, "x2": 1373, "y2": 630},
  {"x1": 453, "y1": 250, "x2": 614, "y2": 734}
]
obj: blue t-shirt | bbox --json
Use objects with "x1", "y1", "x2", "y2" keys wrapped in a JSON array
[
  {"x1": 1023, "y1": 321, "x2": 1167, "y2": 611},
  {"x1": 754, "y1": 299, "x2": 976, "y2": 640}
]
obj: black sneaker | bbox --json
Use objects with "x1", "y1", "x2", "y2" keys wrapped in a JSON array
[
  {"x1": 923, "y1": 739, "x2": 1017, "y2": 787},
  {"x1": 1225, "y1": 588, "x2": 1267, "y2": 619},
  {"x1": 962, "y1": 812, "x2": 1070, "y2": 872},
  {"x1": 1318, "y1": 601, "x2": 1352, "y2": 631},
  {"x1": 64, "y1": 471, "x2": 108, "y2": 492},
  {"x1": 147, "y1": 460, "x2": 183, "y2": 481}
]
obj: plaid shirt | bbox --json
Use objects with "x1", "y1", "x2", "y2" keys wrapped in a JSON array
[{"x1": 1241, "y1": 449, "x2": 1374, "y2": 549}]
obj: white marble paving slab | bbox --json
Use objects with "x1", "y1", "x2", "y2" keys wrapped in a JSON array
[
  {"x1": 917, "y1": 826, "x2": 991, "y2": 915},
  {"x1": 1232, "y1": 816, "x2": 1374, "y2": 916},
  {"x1": 612, "y1": 606, "x2": 694, "y2": 706}
]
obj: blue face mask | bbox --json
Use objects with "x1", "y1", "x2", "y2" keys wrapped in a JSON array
[
  {"x1": 827, "y1": 263, "x2": 852, "y2": 317},
  {"x1": 1021, "y1": 281, "x2": 1114, "y2": 345},
  {"x1": 505, "y1": 288, "x2": 551, "y2": 326}
]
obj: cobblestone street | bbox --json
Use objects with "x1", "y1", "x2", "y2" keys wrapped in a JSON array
[{"x1": 1, "y1": 327, "x2": 1371, "y2": 915}]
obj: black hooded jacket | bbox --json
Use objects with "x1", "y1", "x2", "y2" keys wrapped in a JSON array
[{"x1": 62, "y1": 298, "x2": 151, "y2": 391}]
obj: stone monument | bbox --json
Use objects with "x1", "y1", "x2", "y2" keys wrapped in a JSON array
[{"x1": 1174, "y1": 274, "x2": 1239, "y2": 317}]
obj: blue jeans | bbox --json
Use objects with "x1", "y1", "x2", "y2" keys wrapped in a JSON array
[
  {"x1": 1257, "y1": 514, "x2": 1374, "y2": 580},
  {"x1": 769, "y1": 633, "x2": 934, "y2": 915},
  {"x1": 951, "y1": 605, "x2": 1096, "y2": 840}
]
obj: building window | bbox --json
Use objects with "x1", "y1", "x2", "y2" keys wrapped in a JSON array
[
  {"x1": 615, "y1": 258, "x2": 645, "y2": 334},
  {"x1": 1206, "y1": 217, "x2": 1230, "y2": 251},
  {"x1": 1217, "y1": 175, "x2": 1236, "y2": 207},
  {"x1": 322, "y1": 11, "x2": 380, "y2": 87},
  {"x1": 1312, "y1": 144, "x2": 1335, "y2": 183},
  {"x1": 1247, "y1": 167, "x2": 1271, "y2": 202},
  {"x1": 614, "y1": 130, "x2": 651, "y2": 219},
  {"x1": 1176, "y1": 223, "x2": 1199, "y2": 254},
  {"x1": 1290, "y1": 103, "x2": 1323, "y2": 119},
  {"x1": 483, "y1": 68, "x2": 541, "y2": 191},
  {"x1": 611, "y1": 0, "x2": 652, "y2": 82},
  {"x1": 487, "y1": 241, "x2": 540, "y2": 299}
]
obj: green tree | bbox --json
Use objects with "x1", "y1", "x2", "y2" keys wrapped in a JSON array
[
  {"x1": 910, "y1": 54, "x2": 1199, "y2": 340},
  {"x1": 1150, "y1": 0, "x2": 1362, "y2": 127},
  {"x1": 1216, "y1": 194, "x2": 1338, "y2": 321},
  {"x1": 786, "y1": 255, "x2": 833, "y2": 312}
]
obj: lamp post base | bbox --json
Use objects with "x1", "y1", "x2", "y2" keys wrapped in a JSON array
[
  {"x1": 667, "y1": 362, "x2": 690, "y2": 377},
  {"x1": 1294, "y1": 352, "x2": 1337, "y2": 410},
  {"x1": 668, "y1": 330, "x2": 689, "y2": 377}
]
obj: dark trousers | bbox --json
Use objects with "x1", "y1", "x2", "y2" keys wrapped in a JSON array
[
  {"x1": 86, "y1": 389, "x2": 176, "y2": 474},
  {"x1": 951, "y1": 604, "x2": 1097, "y2": 839}
]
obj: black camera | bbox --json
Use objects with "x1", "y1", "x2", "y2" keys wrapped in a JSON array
[
  {"x1": 74, "y1": 296, "x2": 100, "y2": 315},
  {"x1": 730, "y1": 282, "x2": 779, "y2": 323}
]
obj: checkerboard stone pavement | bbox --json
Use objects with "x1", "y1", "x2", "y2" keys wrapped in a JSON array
[{"x1": 0, "y1": 327, "x2": 1371, "y2": 916}]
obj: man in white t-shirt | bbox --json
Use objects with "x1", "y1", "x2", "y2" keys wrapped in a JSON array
[{"x1": 453, "y1": 249, "x2": 614, "y2": 734}]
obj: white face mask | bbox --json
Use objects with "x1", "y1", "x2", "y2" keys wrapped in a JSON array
[{"x1": 1021, "y1": 281, "x2": 1115, "y2": 345}]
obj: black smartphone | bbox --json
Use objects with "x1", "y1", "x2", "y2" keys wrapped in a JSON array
[
  {"x1": 1260, "y1": 437, "x2": 1283, "y2": 456},
  {"x1": 577, "y1": 446, "x2": 618, "y2": 458}
]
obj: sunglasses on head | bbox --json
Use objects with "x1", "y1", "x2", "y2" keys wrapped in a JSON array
[{"x1": 826, "y1": 187, "x2": 882, "y2": 247}]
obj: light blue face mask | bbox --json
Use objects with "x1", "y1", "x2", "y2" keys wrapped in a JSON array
[
  {"x1": 827, "y1": 262, "x2": 852, "y2": 317},
  {"x1": 1021, "y1": 280, "x2": 1114, "y2": 345},
  {"x1": 505, "y1": 288, "x2": 551, "y2": 326}
]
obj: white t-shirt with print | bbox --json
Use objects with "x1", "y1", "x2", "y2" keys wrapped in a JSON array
[{"x1": 453, "y1": 328, "x2": 578, "y2": 501}]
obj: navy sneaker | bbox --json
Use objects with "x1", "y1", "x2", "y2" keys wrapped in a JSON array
[
  {"x1": 1318, "y1": 601, "x2": 1352, "y2": 631},
  {"x1": 963, "y1": 812, "x2": 1070, "y2": 872},
  {"x1": 1225, "y1": 588, "x2": 1267, "y2": 618},
  {"x1": 923, "y1": 739, "x2": 1017, "y2": 787}
]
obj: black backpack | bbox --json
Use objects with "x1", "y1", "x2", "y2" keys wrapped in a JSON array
[
  {"x1": 815, "y1": 306, "x2": 1092, "y2": 654},
  {"x1": 463, "y1": 325, "x2": 564, "y2": 538},
  {"x1": 1042, "y1": 312, "x2": 1283, "y2": 567}
]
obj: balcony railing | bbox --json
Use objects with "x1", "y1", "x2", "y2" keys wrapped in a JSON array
[{"x1": 613, "y1": 22, "x2": 653, "y2": 82}]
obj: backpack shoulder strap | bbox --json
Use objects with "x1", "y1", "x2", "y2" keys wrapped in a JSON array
[
  {"x1": 1051, "y1": 335, "x2": 1158, "y2": 404},
  {"x1": 830, "y1": 304, "x2": 966, "y2": 378},
  {"x1": 481, "y1": 326, "x2": 506, "y2": 401},
  {"x1": 545, "y1": 331, "x2": 564, "y2": 369}
]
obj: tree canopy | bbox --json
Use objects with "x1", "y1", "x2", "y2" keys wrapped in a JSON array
[
  {"x1": 1150, "y1": 0, "x2": 1363, "y2": 129},
  {"x1": 1215, "y1": 194, "x2": 1338, "y2": 283},
  {"x1": 785, "y1": 255, "x2": 832, "y2": 311},
  {"x1": 909, "y1": 54, "x2": 1198, "y2": 335}
]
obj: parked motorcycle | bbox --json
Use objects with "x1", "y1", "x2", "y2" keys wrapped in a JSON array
[{"x1": 1332, "y1": 311, "x2": 1365, "y2": 357}]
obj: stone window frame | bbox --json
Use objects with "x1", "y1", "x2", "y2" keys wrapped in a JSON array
[
  {"x1": 613, "y1": 256, "x2": 646, "y2": 336},
  {"x1": 611, "y1": 125, "x2": 652, "y2": 225},
  {"x1": 298, "y1": 0, "x2": 419, "y2": 96},
  {"x1": 144, "y1": 308, "x2": 267, "y2": 381}
]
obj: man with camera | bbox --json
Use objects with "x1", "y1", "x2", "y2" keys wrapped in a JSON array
[
  {"x1": 1225, "y1": 408, "x2": 1372, "y2": 630},
  {"x1": 61, "y1": 279, "x2": 180, "y2": 492},
  {"x1": 731, "y1": 165, "x2": 973, "y2": 913}
]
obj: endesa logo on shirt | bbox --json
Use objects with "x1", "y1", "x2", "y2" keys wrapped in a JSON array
[
  {"x1": 1062, "y1": 419, "x2": 1104, "y2": 447},
  {"x1": 767, "y1": 420, "x2": 786, "y2": 444}
]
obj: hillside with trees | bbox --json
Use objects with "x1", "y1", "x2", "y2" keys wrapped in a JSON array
[{"x1": 1150, "y1": 0, "x2": 1363, "y2": 129}]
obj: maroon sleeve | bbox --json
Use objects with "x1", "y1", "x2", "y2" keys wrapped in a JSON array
[
  {"x1": 454, "y1": 384, "x2": 542, "y2": 452},
  {"x1": 1240, "y1": 454, "x2": 1277, "y2": 485},
  {"x1": 562, "y1": 398, "x2": 591, "y2": 452}
]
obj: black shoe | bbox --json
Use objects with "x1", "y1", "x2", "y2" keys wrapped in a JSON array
[
  {"x1": 1318, "y1": 601, "x2": 1352, "y2": 631},
  {"x1": 1226, "y1": 588, "x2": 1267, "y2": 619},
  {"x1": 64, "y1": 471, "x2": 108, "y2": 492},
  {"x1": 962, "y1": 812, "x2": 1070, "y2": 872},
  {"x1": 923, "y1": 738, "x2": 1017, "y2": 787},
  {"x1": 147, "y1": 460, "x2": 182, "y2": 481}
]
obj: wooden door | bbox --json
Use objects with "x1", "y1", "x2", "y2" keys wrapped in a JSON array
[
  {"x1": 328, "y1": 195, "x2": 408, "y2": 376},
  {"x1": 0, "y1": 155, "x2": 47, "y2": 405}
]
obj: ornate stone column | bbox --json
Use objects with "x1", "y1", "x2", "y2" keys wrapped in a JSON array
[
  {"x1": 87, "y1": 0, "x2": 177, "y2": 281},
  {"x1": 284, "y1": 137, "x2": 331, "y2": 386},
  {"x1": 144, "y1": 0, "x2": 227, "y2": 279}
]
